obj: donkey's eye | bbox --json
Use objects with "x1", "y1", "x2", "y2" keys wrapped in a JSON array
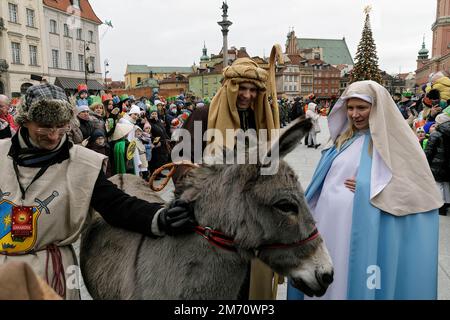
[{"x1": 273, "y1": 201, "x2": 298, "y2": 213}]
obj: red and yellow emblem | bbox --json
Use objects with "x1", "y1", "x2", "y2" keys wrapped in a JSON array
[{"x1": 0, "y1": 200, "x2": 41, "y2": 254}]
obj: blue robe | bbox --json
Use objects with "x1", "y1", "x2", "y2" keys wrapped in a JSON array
[{"x1": 288, "y1": 133, "x2": 439, "y2": 300}]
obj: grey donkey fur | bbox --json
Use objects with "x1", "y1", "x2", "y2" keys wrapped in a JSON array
[{"x1": 80, "y1": 118, "x2": 334, "y2": 299}]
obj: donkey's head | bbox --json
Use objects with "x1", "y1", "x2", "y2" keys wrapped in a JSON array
[{"x1": 176, "y1": 118, "x2": 333, "y2": 297}]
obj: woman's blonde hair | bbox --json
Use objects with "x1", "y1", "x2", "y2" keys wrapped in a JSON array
[
  {"x1": 335, "y1": 118, "x2": 373, "y2": 155},
  {"x1": 335, "y1": 121, "x2": 356, "y2": 150}
]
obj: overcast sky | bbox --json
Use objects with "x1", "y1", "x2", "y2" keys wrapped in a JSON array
[{"x1": 90, "y1": 0, "x2": 437, "y2": 80}]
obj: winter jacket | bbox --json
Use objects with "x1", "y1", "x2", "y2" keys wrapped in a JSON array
[{"x1": 425, "y1": 121, "x2": 450, "y2": 182}]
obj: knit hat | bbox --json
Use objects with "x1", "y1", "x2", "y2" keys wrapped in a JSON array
[
  {"x1": 77, "y1": 105, "x2": 90, "y2": 114},
  {"x1": 102, "y1": 94, "x2": 113, "y2": 103},
  {"x1": 88, "y1": 95, "x2": 102, "y2": 107},
  {"x1": 112, "y1": 96, "x2": 121, "y2": 105},
  {"x1": 423, "y1": 121, "x2": 436, "y2": 134},
  {"x1": 148, "y1": 105, "x2": 158, "y2": 113},
  {"x1": 89, "y1": 129, "x2": 106, "y2": 144},
  {"x1": 120, "y1": 94, "x2": 130, "y2": 103},
  {"x1": 402, "y1": 91, "x2": 412, "y2": 98},
  {"x1": 416, "y1": 126, "x2": 425, "y2": 134},
  {"x1": 77, "y1": 84, "x2": 88, "y2": 94},
  {"x1": 15, "y1": 83, "x2": 74, "y2": 126},
  {"x1": 436, "y1": 113, "x2": 450, "y2": 125},
  {"x1": 154, "y1": 100, "x2": 163, "y2": 106},
  {"x1": 128, "y1": 105, "x2": 141, "y2": 115}
]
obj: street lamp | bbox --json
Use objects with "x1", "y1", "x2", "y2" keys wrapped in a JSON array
[
  {"x1": 104, "y1": 59, "x2": 110, "y2": 90},
  {"x1": 84, "y1": 41, "x2": 90, "y2": 88}
]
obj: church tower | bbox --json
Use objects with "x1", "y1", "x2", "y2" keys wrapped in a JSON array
[
  {"x1": 200, "y1": 42, "x2": 210, "y2": 68},
  {"x1": 417, "y1": 37, "x2": 430, "y2": 70},
  {"x1": 432, "y1": 0, "x2": 450, "y2": 57}
]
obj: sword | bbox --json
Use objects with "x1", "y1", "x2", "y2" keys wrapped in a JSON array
[
  {"x1": 35, "y1": 191, "x2": 59, "y2": 215},
  {"x1": 0, "y1": 188, "x2": 11, "y2": 201}
]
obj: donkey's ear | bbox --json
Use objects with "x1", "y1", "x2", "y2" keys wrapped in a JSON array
[{"x1": 266, "y1": 118, "x2": 313, "y2": 159}]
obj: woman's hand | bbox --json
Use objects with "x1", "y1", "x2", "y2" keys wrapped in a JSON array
[{"x1": 344, "y1": 178, "x2": 357, "y2": 193}]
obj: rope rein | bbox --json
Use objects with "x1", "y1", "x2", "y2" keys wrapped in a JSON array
[{"x1": 148, "y1": 161, "x2": 200, "y2": 192}]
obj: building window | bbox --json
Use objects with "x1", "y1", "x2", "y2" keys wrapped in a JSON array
[
  {"x1": 89, "y1": 31, "x2": 94, "y2": 42},
  {"x1": 11, "y1": 42, "x2": 21, "y2": 64},
  {"x1": 29, "y1": 45, "x2": 38, "y2": 66},
  {"x1": 9, "y1": 3, "x2": 18, "y2": 23},
  {"x1": 77, "y1": 28, "x2": 83, "y2": 40},
  {"x1": 66, "y1": 52, "x2": 72, "y2": 70},
  {"x1": 89, "y1": 57, "x2": 95, "y2": 72},
  {"x1": 64, "y1": 24, "x2": 70, "y2": 37},
  {"x1": 284, "y1": 85, "x2": 288, "y2": 91},
  {"x1": 50, "y1": 20, "x2": 58, "y2": 34},
  {"x1": 26, "y1": 9, "x2": 35, "y2": 27},
  {"x1": 289, "y1": 85, "x2": 292, "y2": 91},
  {"x1": 137, "y1": 77, "x2": 142, "y2": 84},
  {"x1": 78, "y1": 54, "x2": 85, "y2": 71},
  {"x1": 52, "y1": 49, "x2": 59, "y2": 68},
  {"x1": 294, "y1": 85, "x2": 297, "y2": 92}
]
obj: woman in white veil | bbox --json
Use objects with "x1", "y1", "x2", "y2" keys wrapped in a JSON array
[{"x1": 288, "y1": 80, "x2": 442, "y2": 300}]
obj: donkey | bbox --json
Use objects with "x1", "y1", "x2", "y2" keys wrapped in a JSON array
[{"x1": 80, "y1": 118, "x2": 334, "y2": 299}]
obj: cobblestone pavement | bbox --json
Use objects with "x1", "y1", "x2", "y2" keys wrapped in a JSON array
[{"x1": 76, "y1": 117, "x2": 450, "y2": 300}]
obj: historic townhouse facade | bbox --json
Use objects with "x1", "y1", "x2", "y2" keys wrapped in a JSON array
[
  {"x1": 0, "y1": 0, "x2": 48, "y2": 97},
  {"x1": 43, "y1": 0, "x2": 103, "y2": 94}
]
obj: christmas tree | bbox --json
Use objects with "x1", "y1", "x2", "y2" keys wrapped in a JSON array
[{"x1": 350, "y1": 6, "x2": 382, "y2": 84}]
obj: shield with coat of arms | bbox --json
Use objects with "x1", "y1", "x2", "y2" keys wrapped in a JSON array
[{"x1": 0, "y1": 199, "x2": 41, "y2": 254}]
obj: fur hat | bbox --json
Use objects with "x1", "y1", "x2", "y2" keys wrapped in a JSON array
[
  {"x1": 16, "y1": 99, "x2": 75, "y2": 127},
  {"x1": 15, "y1": 84, "x2": 74, "y2": 126}
]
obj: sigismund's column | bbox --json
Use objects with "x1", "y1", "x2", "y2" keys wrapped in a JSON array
[{"x1": 218, "y1": 1, "x2": 233, "y2": 69}]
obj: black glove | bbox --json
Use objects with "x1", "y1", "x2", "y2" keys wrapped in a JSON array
[{"x1": 157, "y1": 199, "x2": 197, "y2": 236}]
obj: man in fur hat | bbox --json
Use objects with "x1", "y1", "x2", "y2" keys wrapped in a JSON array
[{"x1": 0, "y1": 83, "x2": 197, "y2": 299}]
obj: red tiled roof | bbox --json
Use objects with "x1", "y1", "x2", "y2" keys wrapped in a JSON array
[
  {"x1": 307, "y1": 59, "x2": 325, "y2": 65},
  {"x1": 287, "y1": 54, "x2": 303, "y2": 65},
  {"x1": 43, "y1": 0, "x2": 102, "y2": 24}
]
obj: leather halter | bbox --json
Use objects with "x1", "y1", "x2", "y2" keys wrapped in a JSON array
[{"x1": 194, "y1": 226, "x2": 320, "y2": 257}]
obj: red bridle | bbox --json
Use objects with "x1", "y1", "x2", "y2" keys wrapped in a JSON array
[{"x1": 194, "y1": 226, "x2": 320, "y2": 257}]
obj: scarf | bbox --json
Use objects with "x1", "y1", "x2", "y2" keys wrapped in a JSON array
[{"x1": 8, "y1": 128, "x2": 71, "y2": 168}]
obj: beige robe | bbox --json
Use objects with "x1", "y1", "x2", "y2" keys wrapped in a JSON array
[{"x1": 0, "y1": 139, "x2": 104, "y2": 299}]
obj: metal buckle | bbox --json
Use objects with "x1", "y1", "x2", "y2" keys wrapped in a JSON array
[{"x1": 203, "y1": 227, "x2": 213, "y2": 239}]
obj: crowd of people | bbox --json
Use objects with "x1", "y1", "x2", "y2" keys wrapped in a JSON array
[
  {"x1": 393, "y1": 72, "x2": 450, "y2": 216},
  {"x1": 1, "y1": 82, "x2": 212, "y2": 182}
]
